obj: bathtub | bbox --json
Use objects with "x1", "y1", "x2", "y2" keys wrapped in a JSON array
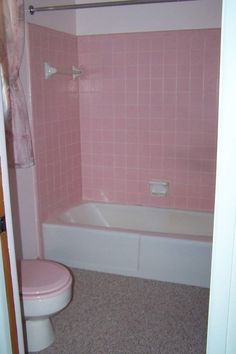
[{"x1": 43, "y1": 202, "x2": 213, "y2": 288}]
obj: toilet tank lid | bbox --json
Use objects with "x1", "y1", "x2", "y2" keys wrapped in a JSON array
[{"x1": 20, "y1": 260, "x2": 72, "y2": 296}]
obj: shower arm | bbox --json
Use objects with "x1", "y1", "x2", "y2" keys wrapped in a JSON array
[
  {"x1": 44, "y1": 63, "x2": 83, "y2": 80},
  {"x1": 54, "y1": 66, "x2": 82, "y2": 80}
]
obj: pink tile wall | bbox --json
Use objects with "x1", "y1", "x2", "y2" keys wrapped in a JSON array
[
  {"x1": 78, "y1": 29, "x2": 220, "y2": 211},
  {"x1": 29, "y1": 24, "x2": 82, "y2": 222}
]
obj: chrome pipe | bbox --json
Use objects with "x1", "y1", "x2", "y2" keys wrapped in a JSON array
[{"x1": 29, "y1": 0, "x2": 197, "y2": 15}]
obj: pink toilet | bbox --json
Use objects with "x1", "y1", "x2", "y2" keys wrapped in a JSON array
[{"x1": 20, "y1": 259, "x2": 73, "y2": 352}]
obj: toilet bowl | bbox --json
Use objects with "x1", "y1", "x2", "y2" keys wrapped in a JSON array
[{"x1": 20, "y1": 259, "x2": 73, "y2": 352}]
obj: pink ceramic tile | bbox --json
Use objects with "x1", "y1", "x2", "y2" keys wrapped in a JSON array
[
  {"x1": 29, "y1": 27, "x2": 220, "y2": 219},
  {"x1": 78, "y1": 29, "x2": 220, "y2": 212},
  {"x1": 29, "y1": 24, "x2": 82, "y2": 223}
]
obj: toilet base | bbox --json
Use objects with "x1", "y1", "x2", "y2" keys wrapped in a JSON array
[{"x1": 26, "y1": 317, "x2": 55, "y2": 352}]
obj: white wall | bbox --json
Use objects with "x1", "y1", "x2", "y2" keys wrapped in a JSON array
[
  {"x1": 13, "y1": 26, "x2": 42, "y2": 260},
  {"x1": 207, "y1": 0, "x2": 236, "y2": 352},
  {"x1": 24, "y1": 0, "x2": 222, "y2": 35},
  {"x1": 76, "y1": 0, "x2": 222, "y2": 35},
  {"x1": 25, "y1": 0, "x2": 77, "y2": 34},
  {"x1": 10, "y1": 167, "x2": 41, "y2": 259}
]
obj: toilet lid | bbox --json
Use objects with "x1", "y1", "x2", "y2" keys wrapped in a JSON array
[{"x1": 20, "y1": 260, "x2": 72, "y2": 296}]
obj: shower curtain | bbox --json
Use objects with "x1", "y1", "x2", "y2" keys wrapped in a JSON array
[{"x1": 0, "y1": 0, "x2": 34, "y2": 168}]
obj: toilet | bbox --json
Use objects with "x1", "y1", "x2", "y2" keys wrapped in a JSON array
[{"x1": 20, "y1": 259, "x2": 73, "y2": 352}]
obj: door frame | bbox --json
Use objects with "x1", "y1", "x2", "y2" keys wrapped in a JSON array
[
  {"x1": 207, "y1": 0, "x2": 236, "y2": 352},
  {"x1": 0, "y1": 82, "x2": 25, "y2": 353},
  {"x1": 0, "y1": 241, "x2": 12, "y2": 354}
]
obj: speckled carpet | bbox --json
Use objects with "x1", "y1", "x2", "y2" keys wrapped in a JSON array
[{"x1": 36, "y1": 268, "x2": 209, "y2": 354}]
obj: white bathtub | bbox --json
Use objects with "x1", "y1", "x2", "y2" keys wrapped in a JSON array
[{"x1": 43, "y1": 202, "x2": 213, "y2": 287}]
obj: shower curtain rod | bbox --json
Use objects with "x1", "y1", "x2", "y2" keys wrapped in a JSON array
[{"x1": 29, "y1": 0, "x2": 197, "y2": 15}]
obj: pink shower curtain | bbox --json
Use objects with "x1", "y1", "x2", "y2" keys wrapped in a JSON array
[{"x1": 0, "y1": 0, "x2": 34, "y2": 168}]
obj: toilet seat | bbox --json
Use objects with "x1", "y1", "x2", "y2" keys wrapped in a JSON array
[{"x1": 20, "y1": 260, "x2": 72, "y2": 299}]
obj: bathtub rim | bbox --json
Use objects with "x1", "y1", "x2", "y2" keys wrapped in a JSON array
[
  {"x1": 46, "y1": 200, "x2": 214, "y2": 220},
  {"x1": 43, "y1": 201, "x2": 213, "y2": 243}
]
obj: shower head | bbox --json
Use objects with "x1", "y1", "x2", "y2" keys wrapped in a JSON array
[{"x1": 44, "y1": 62, "x2": 57, "y2": 80}]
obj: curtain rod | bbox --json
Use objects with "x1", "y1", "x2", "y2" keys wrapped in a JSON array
[{"x1": 29, "y1": 0, "x2": 197, "y2": 15}]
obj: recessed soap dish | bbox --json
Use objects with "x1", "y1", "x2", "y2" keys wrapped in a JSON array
[{"x1": 149, "y1": 181, "x2": 169, "y2": 196}]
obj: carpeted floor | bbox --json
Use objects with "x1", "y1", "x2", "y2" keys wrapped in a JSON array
[{"x1": 36, "y1": 268, "x2": 209, "y2": 354}]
